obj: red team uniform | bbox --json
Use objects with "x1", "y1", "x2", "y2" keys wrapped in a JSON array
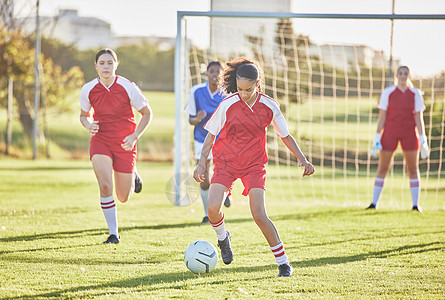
[
  {"x1": 204, "y1": 92, "x2": 289, "y2": 196},
  {"x1": 378, "y1": 85, "x2": 425, "y2": 151},
  {"x1": 79, "y1": 76, "x2": 149, "y2": 173}
]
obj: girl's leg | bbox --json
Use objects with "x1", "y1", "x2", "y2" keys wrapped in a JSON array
[
  {"x1": 114, "y1": 172, "x2": 134, "y2": 203},
  {"x1": 248, "y1": 188, "x2": 280, "y2": 246},
  {"x1": 198, "y1": 159, "x2": 211, "y2": 222},
  {"x1": 403, "y1": 150, "x2": 421, "y2": 210},
  {"x1": 207, "y1": 183, "x2": 229, "y2": 239},
  {"x1": 369, "y1": 150, "x2": 394, "y2": 208},
  {"x1": 249, "y1": 188, "x2": 292, "y2": 276},
  {"x1": 92, "y1": 154, "x2": 119, "y2": 242},
  {"x1": 207, "y1": 183, "x2": 233, "y2": 264}
]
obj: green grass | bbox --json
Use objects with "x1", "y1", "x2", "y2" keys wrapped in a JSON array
[
  {"x1": 1, "y1": 158, "x2": 444, "y2": 299},
  {"x1": 0, "y1": 91, "x2": 175, "y2": 160}
]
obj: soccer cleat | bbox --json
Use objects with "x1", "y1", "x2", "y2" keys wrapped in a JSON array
[
  {"x1": 412, "y1": 206, "x2": 423, "y2": 212},
  {"x1": 217, "y1": 231, "x2": 233, "y2": 265},
  {"x1": 366, "y1": 204, "x2": 376, "y2": 210},
  {"x1": 134, "y1": 171, "x2": 143, "y2": 193},
  {"x1": 278, "y1": 263, "x2": 293, "y2": 277},
  {"x1": 201, "y1": 216, "x2": 209, "y2": 224},
  {"x1": 103, "y1": 234, "x2": 120, "y2": 244},
  {"x1": 224, "y1": 196, "x2": 232, "y2": 208}
]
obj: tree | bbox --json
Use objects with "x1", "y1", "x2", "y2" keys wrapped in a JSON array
[{"x1": 0, "y1": 26, "x2": 83, "y2": 139}]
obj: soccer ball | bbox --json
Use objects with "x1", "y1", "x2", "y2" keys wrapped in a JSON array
[{"x1": 184, "y1": 240, "x2": 218, "y2": 273}]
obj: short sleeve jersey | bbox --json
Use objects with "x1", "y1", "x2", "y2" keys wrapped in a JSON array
[
  {"x1": 79, "y1": 76, "x2": 149, "y2": 142},
  {"x1": 378, "y1": 85, "x2": 425, "y2": 131},
  {"x1": 204, "y1": 92, "x2": 290, "y2": 171},
  {"x1": 184, "y1": 82, "x2": 225, "y2": 143}
]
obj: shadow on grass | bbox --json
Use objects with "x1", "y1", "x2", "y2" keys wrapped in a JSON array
[
  {"x1": 0, "y1": 207, "x2": 428, "y2": 244},
  {"x1": 7, "y1": 264, "x2": 276, "y2": 299},
  {"x1": 8, "y1": 241, "x2": 443, "y2": 299},
  {"x1": 293, "y1": 241, "x2": 443, "y2": 268}
]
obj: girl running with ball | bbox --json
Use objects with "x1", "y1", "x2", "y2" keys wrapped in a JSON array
[{"x1": 193, "y1": 57, "x2": 315, "y2": 277}]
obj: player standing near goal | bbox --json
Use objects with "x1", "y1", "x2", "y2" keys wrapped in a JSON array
[
  {"x1": 193, "y1": 57, "x2": 315, "y2": 277},
  {"x1": 79, "y1": 48, "x2": 152, "y2": 244},
  {"x1": 185, "y1": 61, "x2": 232, "y2": 224},
  {"x1": 368, "y1": 65, "x2": 429, "y2": 211}
]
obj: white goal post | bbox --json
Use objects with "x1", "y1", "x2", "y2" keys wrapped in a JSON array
[{"x1": 173, "y1": 11, "x2": 445, "y2": 208}]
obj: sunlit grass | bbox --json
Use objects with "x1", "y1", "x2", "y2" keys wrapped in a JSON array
[{"x1": 0, "y1": 159, "x2": 444, "y2": 299}]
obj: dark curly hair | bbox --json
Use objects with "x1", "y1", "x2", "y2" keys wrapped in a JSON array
[{"x1": 219, "y1": 57, "x2": 263, "y2": 94}]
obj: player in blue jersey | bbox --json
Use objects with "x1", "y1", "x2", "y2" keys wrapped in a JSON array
[{"x1": 185, "y1": 61, "x2": 231, "y2": 223}]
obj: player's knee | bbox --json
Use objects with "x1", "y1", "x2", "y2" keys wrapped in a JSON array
[
  {"x1": 99, "y1": 181, "x2": 113, "y2": 196},
  {"x1": 115, "y1": 188, "x2": 131, "y2": 203},
  {"x1": 200, "y1": 181, "x2": 210, "y2": 191},
  {"x1": 207, "y1": 203, "x2": 220, "y2": 217},
  {"x1": 406, "y1": 166, "x2": 418, "y2": 178},
  {"x1": 116, "y1": 192, "x2": 130, "y2": 203},
  {"x1": 252, "y1": 211, "x2": 268, "y2": 226}
]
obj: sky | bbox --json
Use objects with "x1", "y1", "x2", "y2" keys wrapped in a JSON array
[{"x1": 16, "y1": 0, "x2": 445, "y2": 77}]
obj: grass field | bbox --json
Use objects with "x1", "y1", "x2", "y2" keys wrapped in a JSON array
[{"x1": 1, "y1": 158, "x2": 444, "y2": 299}]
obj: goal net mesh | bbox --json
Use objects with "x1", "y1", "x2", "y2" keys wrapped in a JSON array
[{"x1": 178, "y1": 15, "x2": 445, "y2": 209}]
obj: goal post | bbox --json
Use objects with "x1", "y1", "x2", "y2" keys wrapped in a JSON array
[{"x1": 173, "y1": 11, "x2": 445, "y2": 208}]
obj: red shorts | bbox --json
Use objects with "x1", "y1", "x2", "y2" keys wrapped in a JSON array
[
  {"x1": 90, "y1": 136, "x2": 136, "y2": 173},
  {"x1": 211, "y1": 164, "x2": 266, "y2": 196},
  {"x1": 381, "y1": 129, "x2": 419, "y2": 152}
]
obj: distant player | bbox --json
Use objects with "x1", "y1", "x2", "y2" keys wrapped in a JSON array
[
  {"x1": 185, "y1": 61, "x2": 231, "y2": 224},
  {"x1": 193, "y1": 57, "x2": 315, "y2": 277},
  {"x1": 368, "y1": 65, "x2": 429, "y2": 211},
  {"x1": 79, "y1": 48, "x2": 152, "y2": 244}
]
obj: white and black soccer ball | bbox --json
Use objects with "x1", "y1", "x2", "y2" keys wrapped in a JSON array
[{"x1": 184, "y1": 240, "x2": 218, "y2": 274}]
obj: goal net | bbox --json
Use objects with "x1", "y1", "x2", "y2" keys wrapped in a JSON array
[{"x1": 174, "y1": 12, "x2": 445, "y2": 210}]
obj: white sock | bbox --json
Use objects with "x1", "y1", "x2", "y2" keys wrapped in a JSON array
[
  {"x1": 210, "y1": 213, "x2": 227, "y2": 241},
  {"x1": 200, "y1": 188, "x2": 209, "y2": 216},
  {"x1": 372, "y1": 177, "x2": 385, "y2": 206},
  {"x1": 270, "y1": 241, "x2": 289, "y2": 266},
  {"x1": 410, "y1": 179, "x2": 420, "y2": 207},
  {"x1": 100, "y1": 195, "x2": 118, "y2": 237}
]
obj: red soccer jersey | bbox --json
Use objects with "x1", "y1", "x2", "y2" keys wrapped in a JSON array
[
  {"x1": 378, "y1": 85, "x2": 425, "y2": 132},
  {"x1": 79, "y1": 76, "x2": 149, "y2": 142},
  {"x1": 204, "y1": 92, "x2": 289, "y2": 171}
]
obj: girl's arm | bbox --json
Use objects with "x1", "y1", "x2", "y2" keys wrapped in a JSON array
[
  {"x1": 414, "y1": 111, "x2": 426, "y2": 136},
  {"x1": 189, "y1": 110, "x2": 207, "y2": 125},
  {"x1": 79, "y1": 110, "x2": 99, "y2": 136},
  {"x1": 194, "y1": 133, "x2": 216, "y2": 182},
  {"x1": 376, "y1": 109, "x2": 387, "y2": 134},
  {"x1": 281, "y1": 134, "x2": 315, "y2": 177},
  {"x1": 121, "y1": 105, "x2": 153, "y2": 151}
]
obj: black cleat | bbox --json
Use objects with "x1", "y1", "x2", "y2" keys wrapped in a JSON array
[
  {"x1": 217, "y1": 231, "x2": 233, "y2": 265},
  {"x1": 366, "y1": 204, "x2": 376, "y2": 210},
  {"x1": 103, "y1": 234, "x2": 120, "y2": 244},
  {"x1": 412, "y1": 206, "x2": 423, "y2": 212},
  {"x1": 201, "y1": 216, "x2": 209, "y2": 224},
  {"x1": 224, "y1": 196, "x2": 232, "y2": 208},
  {"x1": 278, "y1": 263, "x2": 293, "y2": 277},
  {"x1": 134, "y1": 171, "x2": 143, "y2": 193}
]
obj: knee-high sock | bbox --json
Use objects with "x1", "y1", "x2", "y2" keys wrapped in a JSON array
[
  {"x1": 270, "y1": 241, "x2": 289, "y2": 266},
  {"x1": 100, "y1": 195, "x2": 118, "y2": 236},
  {"x1": 200, "y1": 188, "x2": 209, "y2": 216},
  {"x1": 372, "y1": 177, "x2": 385, "y2": 206},
  {"x1": 410, "y1": 179, "x2": 420, "y2": 207},
  {"x1": 209, "y1": 213, "x2": 227, "y2": 241}
]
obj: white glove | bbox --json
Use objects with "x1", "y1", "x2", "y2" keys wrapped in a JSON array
[
  {"x1": 370, "y1": 133, "x2": 382, "y2": 158},
  {"x1": 419, "y1": 134, "x2": 429, "y2": 159}
]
